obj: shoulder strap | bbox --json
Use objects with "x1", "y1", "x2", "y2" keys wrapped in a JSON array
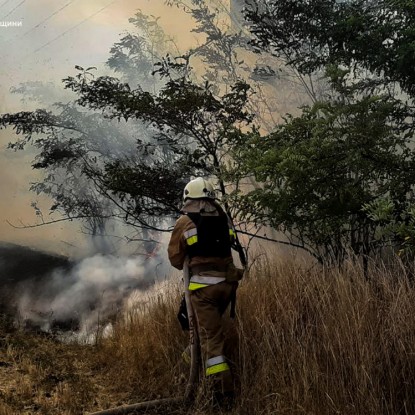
[{"x1": 186, "y1": 212, "x2": 201, "y2": 225}]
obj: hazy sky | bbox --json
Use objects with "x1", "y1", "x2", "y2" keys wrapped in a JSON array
[{"x1": 0, "y1": 0, "x2": 204, "y2": 256}]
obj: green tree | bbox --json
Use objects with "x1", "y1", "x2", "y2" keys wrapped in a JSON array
[
  {"x1": 245, "y1": 0, "x2": 415, "y2": 96},
  {"x1": 230, "y1": 68, "x2": 415, "y2": 264},
  {"x1": 63, "y1": 55, "x2": 253, "y2": 216},
  {"x1": 227, "y1": 0, "x2": 415, "y2": 266}
]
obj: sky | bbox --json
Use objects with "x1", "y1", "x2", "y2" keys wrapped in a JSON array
[{"x1": 0, "y1": 0, "x2": 206, "y2": 256}]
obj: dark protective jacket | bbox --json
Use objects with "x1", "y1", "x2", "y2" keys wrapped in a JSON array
[{"x1": 168, "y1": 199, "x2": 238, "y2": 290}]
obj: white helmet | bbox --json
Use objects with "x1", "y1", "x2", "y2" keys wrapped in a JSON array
[{"x1": 183, "y1": 177, "x2": 215, "y2": 201}]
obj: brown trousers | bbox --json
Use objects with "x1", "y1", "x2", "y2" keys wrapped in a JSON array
[{"x1": 190, "y1": 281, "x2": 236, "y2": 394}]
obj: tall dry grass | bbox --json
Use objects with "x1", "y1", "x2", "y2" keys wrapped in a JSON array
[
  {"x1": 2, "y1": 254, "x2": 415, "y2": 414},
  {"x1": 235, "y1": 255, "x2": 415, "y2": 415},
  {"x1": 92, "y1": 253, "x2": 415, "y2": 414},
  {"x1": 93, "y1": 279, "x2": 189, "y2": 405}
]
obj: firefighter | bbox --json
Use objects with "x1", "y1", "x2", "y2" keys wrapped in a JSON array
[{"x1": 168, "y1": 177, "x2": 243, "y2": 408}]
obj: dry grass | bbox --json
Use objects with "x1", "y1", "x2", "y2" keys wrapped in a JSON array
[
  {"x1": 234, "y1": 255, "x2": 415, "y2": 415},
  {"x1": 0, "y1": 329, "x2": 98, "y2": 415},
  {"x1": 1, "y1": 254, "x2": 415, "y2": 414}
]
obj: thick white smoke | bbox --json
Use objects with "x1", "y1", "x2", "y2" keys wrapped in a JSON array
[{"x1": 17, "y1": 252, "x2": 171, "y2": 336}]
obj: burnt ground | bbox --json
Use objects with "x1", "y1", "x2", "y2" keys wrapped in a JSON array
[{"x1": 0, "y1": 243, "x2": 155, "y2": 332}]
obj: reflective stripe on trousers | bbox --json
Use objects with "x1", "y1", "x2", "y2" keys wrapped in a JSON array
[
  {"x1": 188, "y1": 275, "x2": 226, "y2": 291},
  {"x1": 206, "y1": 355, "x2": 230, "y2": 376}
]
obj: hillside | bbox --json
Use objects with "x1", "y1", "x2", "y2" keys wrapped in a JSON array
[
  {"x1": 0, "y1": 242, "x2": 71, "y2": 317},
  {"x1": 0, "y1": 242, "x2": 70, "y2": 280}
]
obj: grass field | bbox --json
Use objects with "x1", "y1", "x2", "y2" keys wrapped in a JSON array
[{"x1": 1, "y1": 252, "x2": 415, "y2": 414}]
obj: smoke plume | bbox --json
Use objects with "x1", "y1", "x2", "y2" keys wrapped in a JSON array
[{"x1": 17, "y1": 252, "x2": 171, "y2": 335}]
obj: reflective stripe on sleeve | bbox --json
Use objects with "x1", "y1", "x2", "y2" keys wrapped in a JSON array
[
  {"x1": 206, "y1": 355, "x2": 230, "y2": 376},
  {"x1": 184, "y1": 228, "x2": 198, "y2": 246},
  {"x1": 229, "y1": 229, "x2": 236, "y2": 238},
  {"x1": 186, "y1": 235, "x2": 198, "y2": 245}
]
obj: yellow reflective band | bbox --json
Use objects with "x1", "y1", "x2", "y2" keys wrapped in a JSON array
[
  {"x1": 229, "y1": 229, "x2": 236, "y2": 237},
  {"x1": 206, "y1": 362, "x2": 230, "y2": 376},
  {"x1": 186, "y1": 235, "x2": 198, "y2": 246},
  {"x1": 188, "y1": 282, "x2": 209, "y2": 291}
]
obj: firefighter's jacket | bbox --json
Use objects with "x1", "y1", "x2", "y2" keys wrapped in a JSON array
[{"x1": 168, "y1": 199, "x2": 237, "y2": 290}]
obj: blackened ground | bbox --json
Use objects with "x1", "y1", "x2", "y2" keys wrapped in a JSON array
[{"x1": 0, "y1": 243, "x2": 154, "y2": 333}]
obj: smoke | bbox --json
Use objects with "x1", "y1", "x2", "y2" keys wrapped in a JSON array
[
  {"x1": 17, "y1": 252, "x2": 171, "y2": 336},
  {"x1": 0, "y1": 0, "x2": 197, "y2": 257}
]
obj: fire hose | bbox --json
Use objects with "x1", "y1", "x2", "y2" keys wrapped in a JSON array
[{"x1": 87, "y1": 259, "x2": 199, "y2": 415}]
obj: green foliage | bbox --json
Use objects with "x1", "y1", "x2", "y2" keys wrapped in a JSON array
[
  {"x1": 64, "y1": 51, "x2": 253, "y2": 162},
  {"x1": 229, "y1": 66, "x2": 415, "y2": 263},
  {"x1": 218, "y1": 0, "x2": 415, "y2": 265},
  {"x1": 103, "y1": 160, "x2": 188, "y2": 217},
  {"x1": 363, "y1": 198, "x2": 415, "y2": 258},
  {"x1": 246, "y1": 0, "x2": 415, "y2": 97}
]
